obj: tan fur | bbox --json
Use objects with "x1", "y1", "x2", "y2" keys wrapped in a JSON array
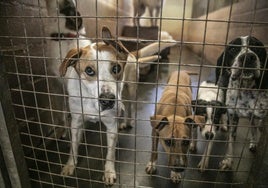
[
  {"x1": 146, "y1": 70, "x2": 205, "y2": 183},
  {"x1": 156, "y1": 71, "x2": 193, "y2": 118}
]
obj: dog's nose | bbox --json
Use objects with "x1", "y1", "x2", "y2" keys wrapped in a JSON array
[
  {"x1": 172, "y1": 158, "x2": 186, "y2": 172},
  {"x1": 205, "y1": 132, "x2": 214, "y2": 140},
  {"x1": 99, "y1": 93, "x2": 115, "y2": 110},
  {"x1": 172, "y1": 167, "x2": 185, "y2": 172}
]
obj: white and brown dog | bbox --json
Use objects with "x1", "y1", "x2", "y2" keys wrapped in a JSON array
[
  {"x1": 215, "y1": 36, "x2": 268, "y2": 170},
  {"x1": 145, "y1": 71, "x2": 205, "y2": 183},
  {"x1": 133, "y1": 0, "x2": 164, "y2": 27},
  {"x1": 59, "y1": 26, "x2": 176, "y2": 185},
  {"x1": 191, "y1": 81, "x2": 227, "y2": 172}
]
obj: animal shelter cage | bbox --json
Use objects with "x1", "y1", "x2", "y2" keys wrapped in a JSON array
[{"x1": 0, "y1": 0, "x2": 268, "y2": 187}]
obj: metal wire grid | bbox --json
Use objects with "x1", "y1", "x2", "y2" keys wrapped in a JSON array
[{"x1": 0, "y1": 0, "x2": 267, "y2": 187}]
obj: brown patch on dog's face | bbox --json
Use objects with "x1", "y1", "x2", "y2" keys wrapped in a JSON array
[
  {"x1": 150, "y1": 115, "x2": 205, "y2": 172},
  {"x1": 60, "y1": 43, "x2": 126, "y2": 81}
]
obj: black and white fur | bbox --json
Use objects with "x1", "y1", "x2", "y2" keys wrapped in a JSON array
[
  {"x1": 45, "y1": 0, "x2": 91, "y2": 76},
  {"x1": 215, "y1": 36, "x2": 268, "y2": 170},
  {"x1": 191, "y1": 81, "x2": 227, "y2": 172}
]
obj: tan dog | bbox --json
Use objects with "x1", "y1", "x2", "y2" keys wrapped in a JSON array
[{"x1": 145, "y1": 71, "x2": 205, "y2": 183}]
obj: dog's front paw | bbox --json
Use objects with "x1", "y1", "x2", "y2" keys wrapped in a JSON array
[
  {"x1": 119, "y1": 121, "x2": 133, "y2": 130},
  {"x1": 197, "y1": 160, "x2": 208, "y2": 172},
  {"x1": 61, "y1": 164, "x2": 75, "y2": 176},
  {"x1": 103, "y1": 169, "x2": 116, "y2": 186},
  {"x1": 249, "y1": 143, "x2": 257, "y2": 153},
  {"x1": 170, "y1": 170, "x2": 181, "y2": 183},
  {"x1": 219, "y1": 158, "x2": 233, "y2": 170},
  {"x1": 119, "y1": 122, "x2": 127, "y2": 130},
  {"x1": 189, "y1": 142, "x2": 197, "y2": 153},
  {"x1": 145, "y1": 161, "x2": 157, "y2": 174}
]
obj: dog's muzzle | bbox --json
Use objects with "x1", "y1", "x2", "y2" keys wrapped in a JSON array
[
  {"x1": 99, "y1": 92, "x2": 116, "y2": 111},
  {"x1": 232, "y1": 53, "x2": 258, "y2": 81},
  {"x1": 171, "y1": 158, "x2": 186, "y2": 172},
  {"x1": 172, "y1": 165, "x2": 186, "y2": 173},
  {"x1": 205, "y1": 131, "x2": 214, "y2": 140}
]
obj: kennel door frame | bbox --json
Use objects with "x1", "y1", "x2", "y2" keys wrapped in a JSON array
[{"x1": 0, "y1": 53, "x2": 31, "y2": 188}]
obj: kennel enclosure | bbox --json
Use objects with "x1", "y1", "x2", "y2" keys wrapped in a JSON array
[{"x1": 0, "y1": 0, "x2": 268, "y2": 187}]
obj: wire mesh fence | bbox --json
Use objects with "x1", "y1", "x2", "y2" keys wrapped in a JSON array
[{"x1": 0, "y1": 0, "x2": 267, "y2": 188}]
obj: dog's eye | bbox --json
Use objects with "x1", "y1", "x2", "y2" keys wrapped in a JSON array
[
  {"x1": 164, "y1": 139, "x2": 174, "y2": 147},
  {"x1": 85, "y1": 67, "x2": 95, "y2": 76},
  {"x1": 182, "y1": 139, "x2": 190, "y2": 146},
  {"x1": 229, "y1": 47, "x2": 240, "y2": 54},
  {"x1": 112, "y1": 64, "x2": 121, "y2": 74}
]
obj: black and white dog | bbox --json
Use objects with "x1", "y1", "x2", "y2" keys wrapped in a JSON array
[
  {"x1": 215, "y1": 36, "x2": 268, "y2": 170},
  {"x1": 45, "y1": 0, "x2": 91, "y2": 77},
  {"x1": 191, "y1": 81, "x2": 227, "y2": 172}
]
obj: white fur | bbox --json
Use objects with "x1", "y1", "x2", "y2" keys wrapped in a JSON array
[
  {"x1": 45, "y1": 0, "x2": 91, "y2": 76},
  {"x1": 193, "y1": 81, "x2": 227, "y2": 172},
  {"x1": 60, "y1": 43, "x2": 124, "y2": 186}
]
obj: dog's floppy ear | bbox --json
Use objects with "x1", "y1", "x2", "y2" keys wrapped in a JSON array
[
  {"x1": 249, "y1": 37, "x2": 268, "y2": 89},
  {"x1": 215, "y1": 52, "x2": 225, "y2": 85},
  {"x1": 59, "y1": 47, "x2": 82, "y2": 76},
  {"x1": 102, "y1": 26, "x2": 130, "y2": 55},
  {"x1": 184, "y1": 115, "x2": 205, "y2": 129},
  {"x1": 210, "y1": 100, "x2": 227, "y2": 114},
  {"x1": 191, "y1": 99, "x2": 207, "y2": 113},
  {"x1": 150, "y1": 115, "x2": 169, "y2": 132}
]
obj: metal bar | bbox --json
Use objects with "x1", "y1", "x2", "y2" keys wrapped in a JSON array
[{"x1": 0, "y1": 53, "x2": 31, "y2": 188}]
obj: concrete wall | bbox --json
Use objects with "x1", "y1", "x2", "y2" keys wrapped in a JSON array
[{"x1": 187, "y1": 0, "x2": 268, "y2": 64}]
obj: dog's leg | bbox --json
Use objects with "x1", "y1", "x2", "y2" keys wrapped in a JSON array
[
  {"x1": 145, "y1": 129, "x2": 159, "y2": 174},
  {"x1": 133, "y1": 3, "x2": 146, "y2": 27},
  {"x1": 219, "y1": 113, "x2": 239, "y2": 170},
  {"x1": 61, "y1": 114, "x2": 83, "y2": 176},
  {"x1": 189, "y1": 127, "x2": 197, "y2": 152},
  {"x1": 127, "y1": 81, "x2": 138, "y2": 128},
  {"x1": 154, "y1": 6, "x2": 160, "y2": 26},
  {"x1": 102, "y1": 118, "x2": 118, "y2": 185},
  {"x1": 148, "y1": 8, "x2": 154, "y2": 26},
  {"x1": 198, "y1": 140, "x2": 213, "y2": 172},
  {"x1": 120, "y1": 97, "x2": 134, "y2": 130},
  {"x1": 249, "y1": 116, "x2": 258, "y2": 152}
]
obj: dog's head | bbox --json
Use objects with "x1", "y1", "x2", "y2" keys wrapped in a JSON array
[
  {"x1": 59, "y1": 27, "x2": 130, "y2": 112},
  {"x1": 216, "y1": 36, "x2": 267, "y2": 89},
  {"x1": 150, "y1": 115, "x2": 205, "y2": 172},
  {"x1": 192, "y1": 99, "x2": 226, "y2": 140},
  {"x1": 45, "y1": 0, "x2": 84, "y2": 37}
]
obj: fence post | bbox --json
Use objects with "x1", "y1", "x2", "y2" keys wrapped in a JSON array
[{"x1": 0, "y1": 52, "x2": 31, "y2": 188}]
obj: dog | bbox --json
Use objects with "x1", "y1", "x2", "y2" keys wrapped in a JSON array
[
  {"x1": 59, "y1": 26, "x2": 176, "y2": 185},
  {"x1": 133, "y1": 0, "x2": 164, "y2": 27},
  {"x1": 44, "y1": 0, "x2": 91, "y2": 138},
  {"x1": 215, "y1": 36, "x2": 268, "y2": 170},
  {"x1": 191, "y1": 81, "x2": 227, "y2": 172},
  {"x1": 111, "y1": 37, "x2": 177, "y2": 129},
  {"x1": 45, "y1": 0, "x2": 91, "y2": 77},
  {"x1": 145, "y1": 71, "x2": 205, "y2": 183}
]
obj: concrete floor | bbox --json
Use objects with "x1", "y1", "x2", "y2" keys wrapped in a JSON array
[{"x1": 28, "y1": 46, "x2": 265, "y2": 188}]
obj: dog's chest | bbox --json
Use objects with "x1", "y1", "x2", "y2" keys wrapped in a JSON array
[{"x1": 226, "y1": 80, "x2": 268, "y2": 118}]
